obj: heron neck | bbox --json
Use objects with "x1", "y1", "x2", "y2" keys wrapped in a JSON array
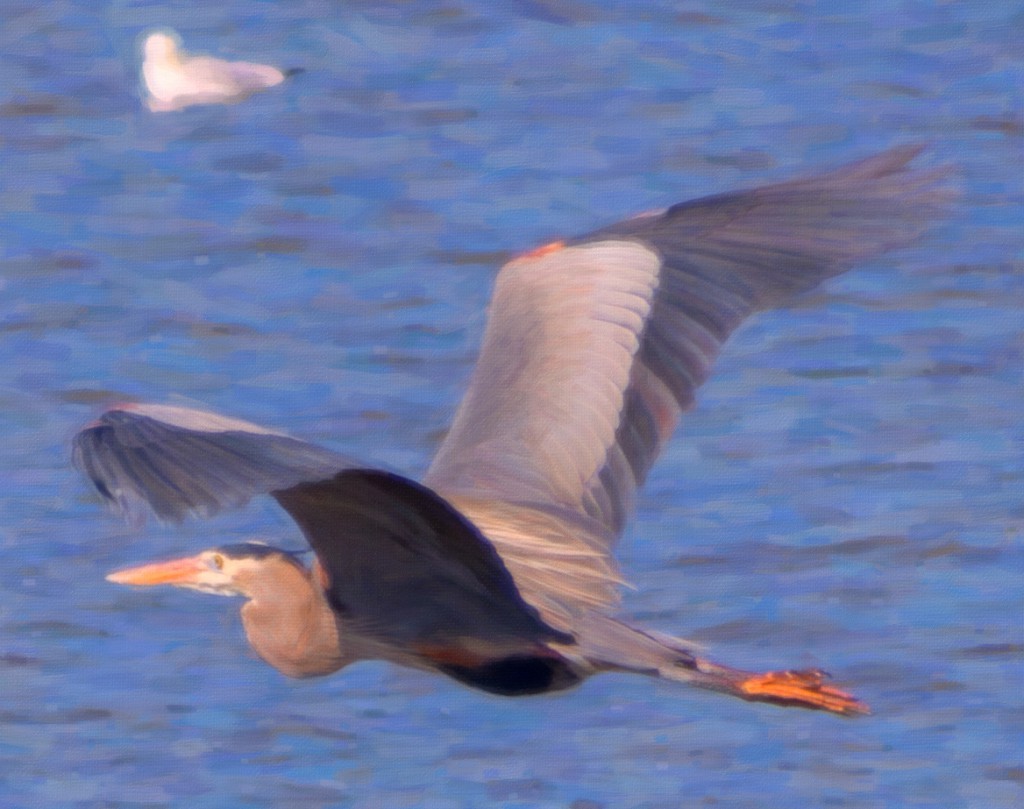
[{"x1": 240, "y1": 559, "x2": 348, "y2": 678}]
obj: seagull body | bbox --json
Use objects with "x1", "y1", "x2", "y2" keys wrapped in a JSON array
[
  {"x1": 141, "y1": 31, "x2": 287, "y2": 112},
  {"x1": 78, "y1": 147, "x2": 950, "y2": 715}
]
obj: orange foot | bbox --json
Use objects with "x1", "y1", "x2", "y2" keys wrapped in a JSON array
[{"x1": 739, "y1": 669, "x2": 869, "y2": 716}]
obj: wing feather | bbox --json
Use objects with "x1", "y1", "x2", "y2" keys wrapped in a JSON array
[
  {"x1": 425, "y1": 240, "x2": 661, "y2": 508},
  {"x1": 73, "y1": 404, "x2": 355, "y2": 522},
  {"x1": 426, "y1": 146, "x2": 952, "y2": 552}
]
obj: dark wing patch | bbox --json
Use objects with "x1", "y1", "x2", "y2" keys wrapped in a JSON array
[{"x1": 273, "y1": 470, "x2": 573, "y2": 649}]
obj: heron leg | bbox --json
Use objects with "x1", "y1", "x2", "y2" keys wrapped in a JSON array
[
  {"x1": 684, "y1": 657, "x2": 869, "y2": 716},
  {"x1": 571, "y1": 614, "x2": 868, "y2": 715}
]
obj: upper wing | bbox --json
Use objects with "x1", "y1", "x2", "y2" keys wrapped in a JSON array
[
  {"x1": 425, "y1": 146, "x2": 952, "y2": 539},
  {"x1": 72, "y1": 403, "x2": 356, "y2": 522}
]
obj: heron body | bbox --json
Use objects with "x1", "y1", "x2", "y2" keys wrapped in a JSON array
[{"x1": 79, "y1": 147, "x2": 951, "y2": 716}]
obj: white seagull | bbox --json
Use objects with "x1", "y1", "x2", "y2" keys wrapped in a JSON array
[{"x1": 141, "y1": 30, "x2": 294, "y2": 112}]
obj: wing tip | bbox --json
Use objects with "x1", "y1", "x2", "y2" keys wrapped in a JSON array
[
  {"x1": 844, "y1": 142, "x2": 928, "y2": 175},
  {"x1": 820, "y1": 142, "x2": 959, "y2": 201}
]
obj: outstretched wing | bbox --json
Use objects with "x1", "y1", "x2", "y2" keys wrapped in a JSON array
[
  {"x1": 425, "y1": 146, "x2": 951, "y2": 541},
  {"x1": 75, "y1": 404, "x2": 571, "y2": 649},
  {"x1": 73, "y1": 403, "x2": 356, "y2": 522}
]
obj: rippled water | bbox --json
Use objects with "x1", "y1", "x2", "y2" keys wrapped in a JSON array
[{"x1": 1, "y1": 1, "x2": 1022, "y2": 807}]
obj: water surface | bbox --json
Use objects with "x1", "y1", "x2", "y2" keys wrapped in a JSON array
[{"x1": 1, "y1": 1, "x2": 1022, "y2": 807}]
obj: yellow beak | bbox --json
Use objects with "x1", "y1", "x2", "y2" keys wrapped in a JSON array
[{"x1": 106, "y1": 555, "x2": 207, "y2": 586}]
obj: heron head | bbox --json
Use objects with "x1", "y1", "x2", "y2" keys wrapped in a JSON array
[{"x1": 107, "y1": 542, "x2": 306, "y2": 598}]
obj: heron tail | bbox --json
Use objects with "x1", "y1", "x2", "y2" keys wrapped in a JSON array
[{"x1": 572, "y1": 614, "x2": 868, "y2": 717}]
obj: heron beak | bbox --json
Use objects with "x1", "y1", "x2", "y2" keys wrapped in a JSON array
[{"x1": 106, "y1": 555, "x2": 207, "y2": 587}]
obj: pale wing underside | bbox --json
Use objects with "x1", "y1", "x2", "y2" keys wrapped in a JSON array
[
  {"x1": 426, "y1": 240, "x2": 661, "y2": 512},
  {"x1": 426, "y1": 146, "x2": 951, "y2": 553},
  {"x1": 443, "y1": 495, "x2": 626, "y2": 629}
]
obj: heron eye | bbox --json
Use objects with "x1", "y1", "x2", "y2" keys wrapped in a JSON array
[{"x1": 212, "y1": 553, "x2": 225, "y2": 570}]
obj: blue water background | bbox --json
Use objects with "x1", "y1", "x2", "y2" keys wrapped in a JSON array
[{"x1": 1, "y1": 1, "x2": 1022, "y2": 806}]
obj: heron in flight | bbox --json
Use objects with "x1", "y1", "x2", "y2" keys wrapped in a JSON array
[{"x1": 76, "y1": 146, "x2": 949, "y2": 716}]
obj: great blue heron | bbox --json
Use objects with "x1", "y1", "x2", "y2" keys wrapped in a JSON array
[
  {"x1": 141, "y1": 30, "x2": 294, "y2": 112},
  {"x1": 76, "y1": 146, "x2": 949, "y2": 716}
]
